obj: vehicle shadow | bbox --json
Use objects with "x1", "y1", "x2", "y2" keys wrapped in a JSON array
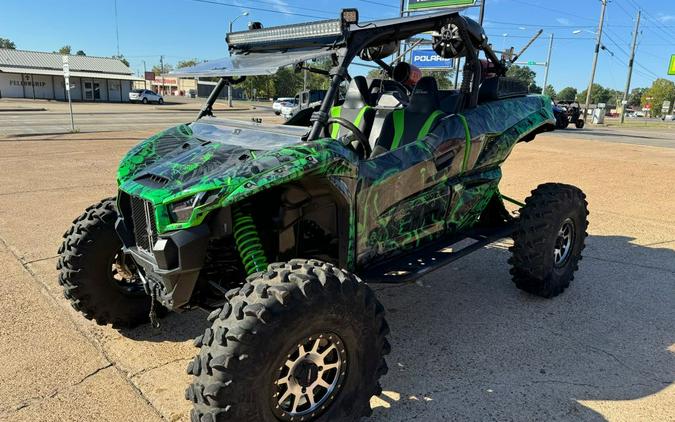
[
  {"x1": 368, "y1": 234, "x2": 674, "y2": 421},
  {"x1": 118, "y1": 307, "x2": 208, "y2": 342}
]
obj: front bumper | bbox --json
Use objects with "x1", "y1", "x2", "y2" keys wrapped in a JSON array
[{"x1": 115, "y1": 209, "x2": 210, "y2": 311}]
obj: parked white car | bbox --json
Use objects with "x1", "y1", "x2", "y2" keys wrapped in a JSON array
[
  {"x1": 280, "y1": 100, "x2": 300, "y2": 119},
  {"x1": 129, "y1": 89, "x2": 164, "y2": 104},
  {"x1": 272, "y1": 97, "x2": 295, "y2": 115}
]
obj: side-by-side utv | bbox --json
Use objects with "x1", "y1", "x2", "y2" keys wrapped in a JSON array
[{"x1": 57, "y1": 9, "x2": 588, "y2": 421}]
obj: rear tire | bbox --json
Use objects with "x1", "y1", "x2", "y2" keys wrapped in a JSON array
[
  {"x1": 142, "y1": 98, "x2": 148, "y2": 104},
  {"x1": 158, "y1": 98, "x2": 164, "y2": 105},
  {"x1": 57, "y1": 197, "x2": 153, "y2": 328},
  {"x1": 187, "y1": 259, "x2": 390, "y2": 421},
  {"x1": 509, "y1": 184, "x2": 589, "y2": 298}
]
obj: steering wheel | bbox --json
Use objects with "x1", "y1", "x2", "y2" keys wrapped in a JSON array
[{"x1": 324, "y1": 117, "x2": 372, "y2": 157}]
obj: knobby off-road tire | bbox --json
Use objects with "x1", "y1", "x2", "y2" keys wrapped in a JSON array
[
  {"x1": 57, "y1": 197, "x2": 152, "y2": 328},
  {"x1": 186, "y1": 259, "x2": 390, "y2": 422},
  {"x1": 509, "y1": 183, "x2": 589, "y2": 298}
]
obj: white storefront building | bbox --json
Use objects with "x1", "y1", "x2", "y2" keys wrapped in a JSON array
[{"x1": 0, "y1": 49, "x2": 142, "y2": 102}]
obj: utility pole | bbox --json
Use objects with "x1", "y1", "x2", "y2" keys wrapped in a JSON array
[
  {"x1": 542, "y1": 33, "x2": 554, "y2": 92},
  {"x1": 160, "y1": 55, "x2": 164, "y2": 95},
  {"x1": 142, "y1": 60, "x2": 147, "y2": 90},
  {"x1": 583, "y1": 0, "x2": 607, "y2": 122},
  {"x1": 114, "y1": 0, "x2": 121, "y2": 57},
  {"x1": 620, "y1": 10, "x2": 641, "y2": 124}
]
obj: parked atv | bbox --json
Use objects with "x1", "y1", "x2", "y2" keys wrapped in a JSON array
[
  {"x1": 560, "y1": 101, "x2": 585, "y2": 128},
  {"x1": 552, "y1": 103, "x2": 569, "y2": 129},
  {"x1": 57, "y1": 9, "x2": 588, "y2": 421}
]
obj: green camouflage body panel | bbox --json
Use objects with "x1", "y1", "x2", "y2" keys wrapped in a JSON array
[
  {"x1": 117, "y1": 124, "x2": 358, "y2": 234},
  {"x1": 354, "y1": 95, "x2": 554, "y2": 266},
  {"x1": 116, "y1": 95, "x2": 553, "y2": 271}
]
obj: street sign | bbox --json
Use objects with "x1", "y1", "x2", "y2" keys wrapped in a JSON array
[
  {"x1": 662, "y1": 100, "x2": 671, "y2": 113},
  {"x1": 62, "y1": 55, "x2": 75, "y2": 132},
  {"x1": 527, "y1": 60, "x2": 536, "y2": 65},
  {"x1": 408, "y1": 0, "x2": 476, "y2": 11},
  {"x1": 410, "y1": 49, "x2": 454, "y2": 69},
  {"x1": 669, "y1": 55, "x2": 675, "y2": 75},
  {"x1": 62, "y1": 55, "x2": 70, "y2": 77}
]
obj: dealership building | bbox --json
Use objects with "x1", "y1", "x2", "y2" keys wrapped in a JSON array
[{"x1": 0, "y1": 48, "x2": 142, "y2": 102}]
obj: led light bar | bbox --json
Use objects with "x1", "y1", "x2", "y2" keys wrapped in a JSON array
[{"x1": 227, "y1": 19, "x2": 343, "y2": 49}]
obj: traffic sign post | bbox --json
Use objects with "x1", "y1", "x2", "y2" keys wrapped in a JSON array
[
  {"x1": 407, "y1": 0, "x2": 476, "y2": 11},
  {"x1": 62, "y1": 56, "x2": 75, "y2": 132}
]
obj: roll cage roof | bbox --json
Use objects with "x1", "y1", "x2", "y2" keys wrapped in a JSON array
[{"x1": 174, "y1": 9, "x2": 505, "y2": 141}]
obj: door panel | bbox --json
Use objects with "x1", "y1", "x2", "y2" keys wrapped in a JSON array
[{"x1": 356, "y1": 141, "x2": 449, "y2": 265}]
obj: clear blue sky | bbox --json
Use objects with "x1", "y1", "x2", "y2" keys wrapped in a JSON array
[{"x1": 1, "y1": 0, "x2": 673, "y2": 92}]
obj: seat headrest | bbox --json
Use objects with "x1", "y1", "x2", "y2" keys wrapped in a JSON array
[
  {"x1": 408, "y1": 76, "x2": 440, "y2": 113},
  {"x1": 343, "y1": 75, "x2": 371, "y2": 109}
]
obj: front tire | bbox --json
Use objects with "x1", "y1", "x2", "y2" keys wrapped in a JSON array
[
  {"x1": 509, "y1": 184, "x2": 589, "y2": 298},
  {"x1": 575, "y1": 119, "x2": 585, "y2": 129},
  {"x1": 142, "y1": 97, "x2": 148, "y2": 104},
  {"x1": 57, "y1": 197, "x2": 152, "y2": 328},
  {"x1": 186, "y1": 259, "x2": 390, "y2": 421},
  {"x1": 158, "y1": 98, "x2": 164, "y2": 105}
]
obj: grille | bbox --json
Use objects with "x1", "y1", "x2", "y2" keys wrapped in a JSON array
[{"x1": 129, "y1": 196, "x2": 158, "y2": 252}]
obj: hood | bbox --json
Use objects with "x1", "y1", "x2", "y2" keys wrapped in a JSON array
[{"x1": 117, "y1": 121, "x2": 358, "y2": 232}]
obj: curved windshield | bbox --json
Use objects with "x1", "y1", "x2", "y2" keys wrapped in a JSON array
[{"x1": 190, "y1": 118, "x2": 307, "y2": 150}]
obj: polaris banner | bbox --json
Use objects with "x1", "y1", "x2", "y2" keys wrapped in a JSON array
[
  {"x1": 408, "y1": 0, "x2": 476, "y2": 11},
  {"x1": 410, "y1": 49, "x2": 454, "y2": 70}
]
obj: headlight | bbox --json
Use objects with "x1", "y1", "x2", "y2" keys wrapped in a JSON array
[{"x1": 167, "y1": 192, "x2": 207, "y2": 223}]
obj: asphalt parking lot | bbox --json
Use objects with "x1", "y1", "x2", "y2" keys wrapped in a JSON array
[{"x1": 0, "y1": 102, "x2": 673, "y2": 421}]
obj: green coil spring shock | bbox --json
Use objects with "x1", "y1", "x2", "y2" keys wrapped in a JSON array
[{"x1": 232, "y1": 205, "x2": 268, "y2": 275}]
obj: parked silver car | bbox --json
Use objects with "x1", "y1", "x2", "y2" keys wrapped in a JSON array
[{"x1": 129, "y1": 89, "x2": 164, "y2": 104}]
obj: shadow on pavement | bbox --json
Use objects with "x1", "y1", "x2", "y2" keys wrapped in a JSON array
[
  {"x1": 118, "y1": 308, "x2": 207, "y2": 343},
  {"x1": 369, "y1": 234, "x2": 674, "y2": 421}
]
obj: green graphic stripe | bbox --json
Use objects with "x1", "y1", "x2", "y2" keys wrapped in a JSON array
[
  {"x1": 417, "y1": 110, "x2": 444, "y2": 141},
  {"x1": 500, "y1": 193, "x2": 526, "y2": 208},
  {"x1": 391, "y1": 109, "x2": 405, "y2": 150},
  {"x1": 457, "y1": 114, "x2": 471, "y2": 173}
]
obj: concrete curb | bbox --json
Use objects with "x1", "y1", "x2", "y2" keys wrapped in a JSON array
[{"x1": 0, "y1": 108, "x2": 47, "y2": 112}]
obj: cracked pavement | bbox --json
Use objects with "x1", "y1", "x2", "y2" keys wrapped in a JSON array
[{"x1": 0, "y1": 123, "x2": 673, "y2": 421}]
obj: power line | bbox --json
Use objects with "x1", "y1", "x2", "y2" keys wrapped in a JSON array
[
  {"x1": 356, "y1": 0, "x2": 399, "y2": 9},
  {"x1": 508, "y1": 0, "x2": 597, "y2": 22},
  {"x1": 186, "y1": 0, "x2": 329, "y2": 20}
]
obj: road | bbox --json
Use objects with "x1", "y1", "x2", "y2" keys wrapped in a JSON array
[
  {"x1": 0, "y1": 104, "x2": 673, "y2": 421},
  {"x1": 547, "y1": 125, "x2": 675, "y2": 149},
  {"x1": 0, "y1": 98, "x2": 278, "y2": 137}
]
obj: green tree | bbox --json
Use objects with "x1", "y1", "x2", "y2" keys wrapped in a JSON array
[
  {"x1": 506, "y1": 65, "x2": 536, "y2": 87},
  {"x1": 529, "y1": 83, "x2": 542, "y2": 94},
  {"x1": 0, "y1": 37, "x2": 16, "y2": 49},
  {"x1": 75, "y1": 50, "x2": 86, "y2": 56},
  {"x1": 642, "y1": 78, "x2": 675, "y2": 117},
  {"x1": 112, "y1": 55, "x2": 130, "y2": 67},
  {"x1": 274, "y1": 67, "x2": 303, "y2": 97},
  {"x1": 543, "y1": 85, "x2": 556, "y2": 99},
  {"x1": 421, "y1": 70, "x2": 454, "y2": 89},
  {"x1": 627, "y1": 87, "x2": 647, "y2": 108},
  {"x1": 576, "y1": 83, "x2": 612, "y2": 105},
  {"x1": 152, "y1": 63, "x2": 174, "y2": 75},
  {"x1": 57, "y1": 45, "x2": 71, "y2": 55},
  {"x1": 557, "y1": 87, "x2": 577, "y2": 102},
  {"x1": 177, "y1": 59, "x2": 199, "y2": 69}
]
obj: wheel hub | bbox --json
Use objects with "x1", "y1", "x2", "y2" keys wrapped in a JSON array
[
  {"x1": 272, "y1": 332, "x2": 347, "y2": 420},
  {"x1": 554, "y1": 218, "x2": 575, "y2": 268}
]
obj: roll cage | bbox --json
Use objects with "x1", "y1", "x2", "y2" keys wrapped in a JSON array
[{"x1": 174, "y1": 9, "x2": 507, "y2": 141}]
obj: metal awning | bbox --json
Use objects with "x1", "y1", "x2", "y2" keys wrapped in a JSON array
[
  {"x1": 0, "y1": 66, "x2": 142, "y2": 80},
  {"x1": 169, "y1": 48, "x2": 334, "y2": 78}
]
